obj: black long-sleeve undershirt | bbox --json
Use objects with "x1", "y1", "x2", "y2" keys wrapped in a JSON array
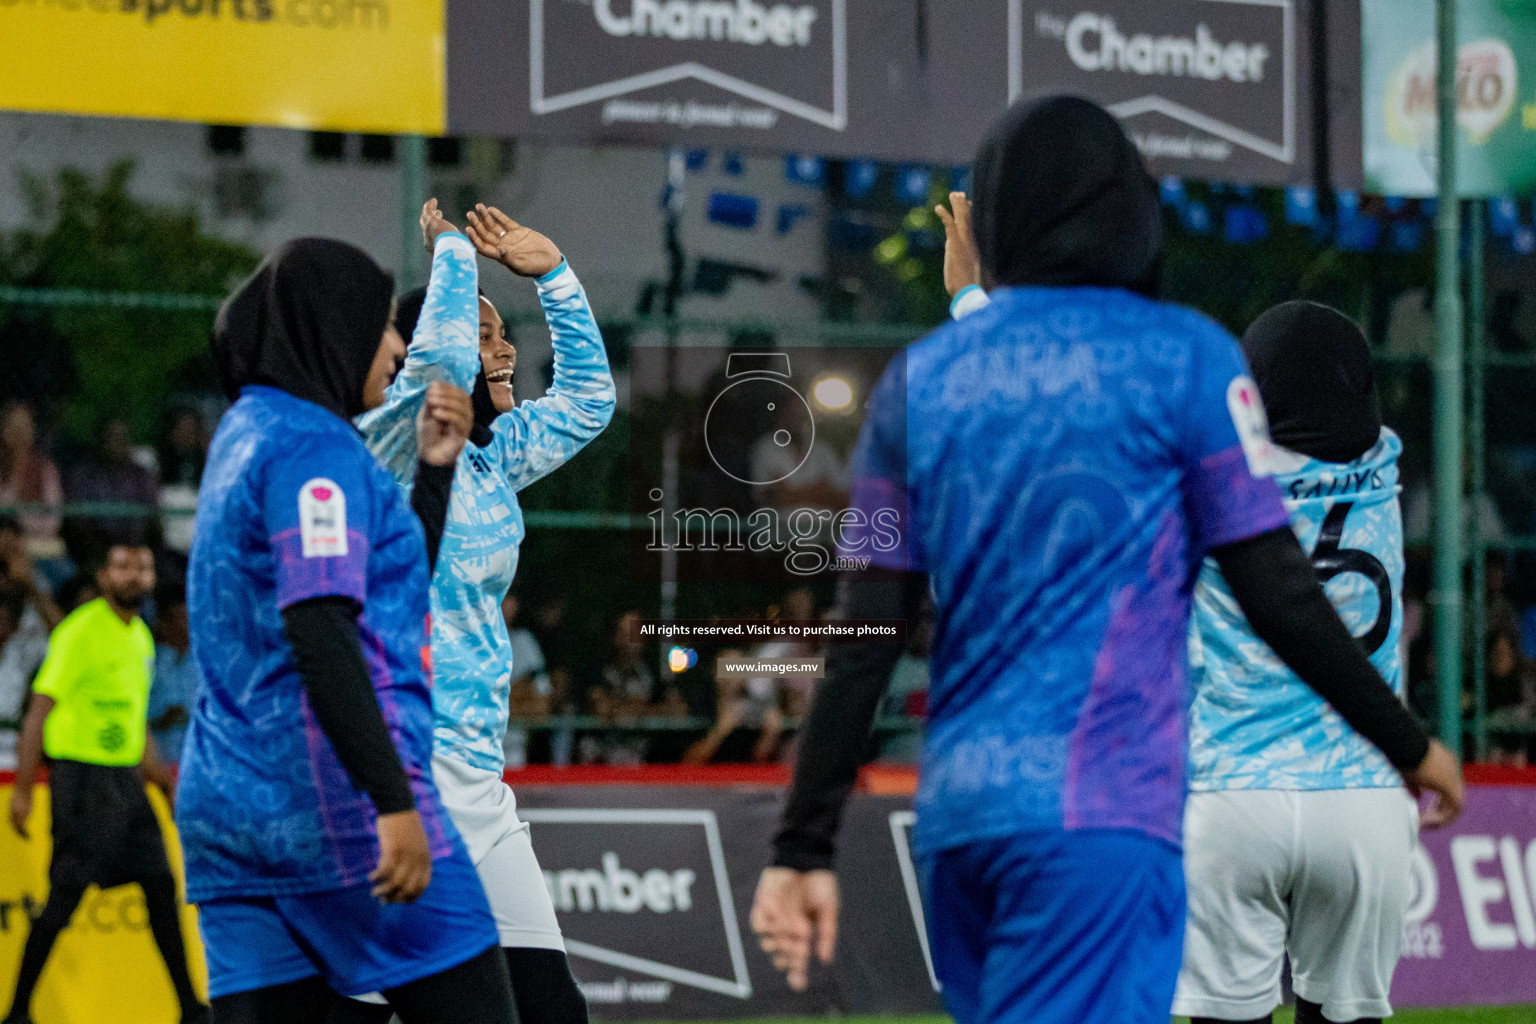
[
  {"x1": 275, "y1": 458, "x2": 459, "y2": 817},
  {"x1": 774, "y1": 572, "x2": 926, "y2": 872},
  {"x1": 772, "y1": 526, "x2": 1430, "y2": 872}
]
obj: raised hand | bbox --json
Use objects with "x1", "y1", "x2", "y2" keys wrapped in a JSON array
[
  {"x1": 416, "y1": 381, "x2": 473, "y2": 467},
  {"x1": 465, "y1": 204, "x2": 563, "y2": 279},
  {"x1": 420, "y1": 198, "x2": 461, "y2": 253},
  {"x1": 935, "y1": 191, "x2": 982, "y2": 299}
]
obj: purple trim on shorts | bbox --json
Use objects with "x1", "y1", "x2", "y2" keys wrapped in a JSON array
[
  {"x1": 1185, "y1": 446, "x2": 1290, "y2": 553},
  {"x1": 1062, "y1": 512, "x2": 1192, "y2": 846},
  {"x1": 271, "y1": 528, "x2": 370, "y2": 610}
]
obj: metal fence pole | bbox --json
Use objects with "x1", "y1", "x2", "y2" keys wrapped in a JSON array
[
  {"x1": 1468, "y1": 198, "x2": 1488, "y2": 760},
  {"x1": 399, "y1": 135, "x2": 428, "y2": 292},
  {"x1": 1433, "y1": 0, "x2": 1464, "y2": 754}
]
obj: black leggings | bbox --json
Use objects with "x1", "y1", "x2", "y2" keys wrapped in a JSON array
[
  {"x1": 213, "y1": 945, "x2": 517, "y2": 1024},
  {"x1": 7, "y1": 872, "x2": 200, "y2": 1020},
  {"x1": 323, "y1": 949, "x2": 586, "y2": 1024}
]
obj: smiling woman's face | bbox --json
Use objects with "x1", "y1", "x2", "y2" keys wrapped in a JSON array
[{"x1": 479, "y1": 297, "x2": 516, "y2": 414}]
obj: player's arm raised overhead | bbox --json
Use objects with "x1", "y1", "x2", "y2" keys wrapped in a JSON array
[
  {"x1": 1181, "y1": 320, "x2": 1463, "y2": 827},
  {"x1": 357, "y1": 198, "x2": 482, "y2": 486},
  {"x1": 464, "y1": 204, "x2": 616, "y2": 492}
]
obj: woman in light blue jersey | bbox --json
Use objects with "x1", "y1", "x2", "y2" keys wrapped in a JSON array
[
  {"x1": 353, "y1": 202, "x2": 615, "y2": 1024},
  {"x1": 1175, "y1": 301, "x2": 1428, "y2": 1024}
]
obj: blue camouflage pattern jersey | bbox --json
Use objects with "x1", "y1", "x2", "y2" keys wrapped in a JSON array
[
  {"x1": 180, "y1": 386, "x2": 460, "y2": 901},
  {"x1": 358, "y1": 239, "x2": 615, "y2": 773},
  {"x1": 848, "y1": 286, "x2": 1291, "y2": 857},
  {"x1": 1188, "y1": 428, "x2": 1406, "y2": 791}
]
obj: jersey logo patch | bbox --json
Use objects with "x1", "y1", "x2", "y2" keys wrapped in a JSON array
[
  {"x1": 299, "y1": 478, "x2": 348, "y2": 558},
  {"x1": 1226, "y1": 376, "x2": 1279, "y2": 478}
]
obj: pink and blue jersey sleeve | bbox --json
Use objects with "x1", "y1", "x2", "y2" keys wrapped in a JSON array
[
  {"x1": 261, "y1": 440, "x2": 373, "y2": 611},
  {"x1": 1178, "y1": 327, "x2": 1290, "y2": 553}
]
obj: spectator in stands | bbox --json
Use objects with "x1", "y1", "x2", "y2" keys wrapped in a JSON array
[
  {"x1": 0, "y1": 517, "x2": 62, "y2": 632},
  {"x1": 0, "y1": 574, "x2": 51, "y2": 772},
  {"x1": 155, "y1": 407, "x2": 208, "y2": 560},
  {"x1": 582, "y1": 610, "x2": 684, "y2": 765},
  {"x1": 148, "y1": 587, "x2": 200, "y2": 764},
  {"x1": 757, "y1": 587, "x2": 821, "y2": 720},
  {"x1": 589, "y1": 611, "x2": 670, "y2": 719},
  {"x1": 1485, "y1": 617, "x2": 1536, "y2": 766},
  {"x1": 64, "y1": 414, "x2": 159, "y2": 556},
  {"x1": 0, "y1": 516, "x2": 64, "y2": 770},
  {"x1": 684, "y1": 648, "x2": 784, "y2": 765},
  {"x1": 502, "y1": 593, "x2": 551, "y2": 769},
  {"x1": 0, "y1": 401, "x2": 69, "y2": 592},
  {"x1": 527, "y1": 595, "x2": 582, "y2": 766},
  {"x1": 528, "y1": 595, "x2": 579, "y2": 705}
]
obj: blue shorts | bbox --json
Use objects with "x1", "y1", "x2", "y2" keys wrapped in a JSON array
[
  {"x1": 198, "y1": 848, "x2": 498, "y2": 999},
  {"x1": 920, "y1": 828, "x2": 1185, "y2": 1024}
]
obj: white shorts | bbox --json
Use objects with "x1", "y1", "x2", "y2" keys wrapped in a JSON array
[
  {"x1": 432, "y1": 752, "x2": 566, "y2": 952},
  {"x1": 1173, "y1": 788, "x2": 1417, "y2": 1023}
]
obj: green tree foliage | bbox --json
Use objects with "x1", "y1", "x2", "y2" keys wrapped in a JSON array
[{"x1": 0, "y1": 161, "x2": 259, "y2": 441}]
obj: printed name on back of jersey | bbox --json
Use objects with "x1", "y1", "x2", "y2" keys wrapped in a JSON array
[
  {"x1": 1226, "y1": 376, "x2": 1279, "y2": 478},
  {"x1": 299, "y1": 478, "x2": 348, "y2": 558}
]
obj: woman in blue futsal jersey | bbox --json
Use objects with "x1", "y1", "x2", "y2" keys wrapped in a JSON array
[{"x1": 179, "y1": 232, "x2": 519, "y2": 1024}]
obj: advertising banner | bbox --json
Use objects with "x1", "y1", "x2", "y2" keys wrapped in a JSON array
[
  {"x1": 0, "y1": 0, "x2": 445, "y2": 134},
  {"x1": 3, "y1": 777, "x2": 1532, "y2": 1020},
  {"x1": 0, "y1": 0, "x2": 1350, "y2": 179},
  {"x1": 1363, "y1": 0, "x2": 1536, "y2": 196},
  {"x1": 513, "y1": 784, "x2": 942, "y2": 1020},
  {"x1": 1393, "y1": 784, "x2": 1536, "y2": 1007},
  {"x1": 0, "y1": 784, "x2": 207, "y2": 1024},
  {"x1": 447, "y1": 0, "x2": 1333, "y2": 179},
  {"x1": 924, "y1": 0, "x2": 1315, "y2": 184},
  {"x1": 447, "y1": 0, "x2": 951, "y2": 162}
]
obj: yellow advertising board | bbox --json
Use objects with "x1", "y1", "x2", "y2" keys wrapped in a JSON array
[
  {"x1": 0, "y1": 0, "x2": 444, "y2": 135},
  {"x1": 0, "y1": 783, "x2": 207, "y2": 1024}
]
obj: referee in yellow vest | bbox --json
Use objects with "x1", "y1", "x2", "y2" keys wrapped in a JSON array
[{"x1": 4, "y1": 543, "x2": 207, "y2": 1024}]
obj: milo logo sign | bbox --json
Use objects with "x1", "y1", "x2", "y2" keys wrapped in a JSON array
[{"x1": 1385, "y1": 38, "x2": 1519, "y2": 146}]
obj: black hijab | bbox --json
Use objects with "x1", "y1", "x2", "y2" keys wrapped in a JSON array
[
  {"x1": 971, "y1": 95, "x2": 1162, "y2": 295},
  {"x1": 213, "y1": 238, "x2": 394, "y2": 420},
  {"x1": 1242, "y1": 301, "x2": 1383, "y2": 465},
  {"x1": 395, "y1": 285, "x2": 501, "y2": 448}
]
